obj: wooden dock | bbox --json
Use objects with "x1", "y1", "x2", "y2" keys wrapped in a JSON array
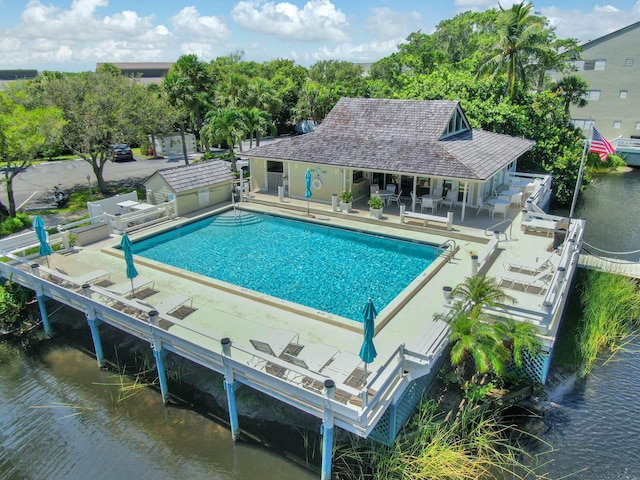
[{"x1": 578, "y1": 254, "x2": 640, "y2": 279}]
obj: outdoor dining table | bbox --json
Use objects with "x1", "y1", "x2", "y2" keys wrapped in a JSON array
[
  {"x1": 487, "y1": 197, "x2": 510, "y2": 205},
  {"x1": 501, "y1": 189, "x2": 520, "y2": 197},
  {"x1": 378, "y1": 190, "x2": 395, "y2": 205},
  {"x1": 509, "y1": 180, "x2": 531, "y2": 191}
]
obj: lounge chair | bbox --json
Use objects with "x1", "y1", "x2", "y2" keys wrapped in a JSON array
[
  {"x1": 320, "y1": 350, "x2": 365, "y2": 387},
  {"x1": 51, "y1": 267, "x2": 111, "y2": 288},
  {"x1": 496, "y1": 267, "x2": 553, "y2": 294},
  {"x1": 107, "y1": 276, "x2": 155, "y2": 297},
  {"x1": 249, "y1": 328, "x2": 301, "y2": 359},
  {"x1": 134, "y1": 294, "x2": 193, "y2": 319},
  {"x1": 503, "y1": 255, "x2": 553, "y2": 275}
]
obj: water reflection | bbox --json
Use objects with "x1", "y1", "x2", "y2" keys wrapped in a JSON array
[{"x1": 0, "y1": 343, "x2": 315, "y2": 480}]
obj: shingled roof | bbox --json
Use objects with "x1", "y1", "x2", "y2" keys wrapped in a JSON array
[
  {"x1": 149, "y1": 160, "x2": 234, "y2": 193},
  {"x1": 245, "y1": 98, "x2": 535, "y2": 181}
]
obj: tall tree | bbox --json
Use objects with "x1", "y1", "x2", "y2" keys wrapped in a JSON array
[
  {"x1": 34, "y1": 69, "x2": 157, "y2": 192},
  {"x1": 493, "y1": 319, "x2": 542, "y2": 369},
  {"x1": 552, "y1": 74, "x2": 589, "y2": 115},
  {"x1": 0, "y1": 91, "x2": 64, "y2": 217},
  {"x1": 162, "y1": 71, "x2": 195, "y2": 165},
  {"x1": 201, "y1": 108, "x2": 247, "y2": 172},
  {"x1": 170, "y1": 54, "x2": 211, "y2": 142},
  {"x1": 477, "y1": 1, "x2": 546, "y2": 97}
]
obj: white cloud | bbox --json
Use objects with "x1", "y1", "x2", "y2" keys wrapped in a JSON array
[
  {"x1": 365, "y1": 7, "x2": 421, "y2": 41},
  {"x1": 540, "y1": 3, "x2": 640, "y2": 43},
  {"x1": 309, "y1": 38, "x2": 401, "y2": 63},
  {"x1": 231, "y1": 0, "x2": 350, "y2": 42},
  {"x1": 170, "y1": 6, "x2": 231, "y2": 40}
]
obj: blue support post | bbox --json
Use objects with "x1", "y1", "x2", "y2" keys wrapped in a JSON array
[
  {"x1": 321, "y1": 379, "x2": 336, "y2": 480},
  {"x1": 149, "y1": 310, "x2": 170, "y2": 403},
  {"x1": 82, "y1": 284, "x2": 105, "y2": 367},
  {"x1": 30, "y1": 264, "x2": 52, "y2": 337},
  {"x1": 221, "y1": 337, "x2": 240, "y2": 440}
]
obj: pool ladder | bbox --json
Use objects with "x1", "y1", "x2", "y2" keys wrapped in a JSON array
[{"x1": 436, "y1": 239, "x2": 457, "y2": 262}]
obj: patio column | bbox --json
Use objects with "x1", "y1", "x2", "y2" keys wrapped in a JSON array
[
  {"x1": 221, "y1": 337, "x2": 240, "y2": 440},
  {"x1": 461, "y1": 182, "x2": 469, "y2": 222},
  {"x1": 30, "y1": 264, "x2": 52, "y2": 337},
  {"x1": 82, "y1": 284, "x2": 105, "y2": 367},
  {"x1": 149, "y1": 310, "x2": 170, "y2": 403},
  {"x1": 321, "y1": 379, "x2": 336, "y2": 480}
]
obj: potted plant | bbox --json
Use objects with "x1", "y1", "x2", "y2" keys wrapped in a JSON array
[
  {"x1": 340, "y1": 190, "x2": 353, "y2": 212},
  {"x1": 368, "y1": 195, "x2": 384, "y2": 219}
]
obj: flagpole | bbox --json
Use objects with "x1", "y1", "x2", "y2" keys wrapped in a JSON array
[{"x1": 569, "y1": 120, "x2": 593, "y2": 219}]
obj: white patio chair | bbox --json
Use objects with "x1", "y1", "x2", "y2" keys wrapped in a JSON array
[
  {"x1": 410, "y1": 192, "x2": 422, "y2": 212},
  {"x1": 370, "y1": 184, "x2": 379, "y2": 197},
  {"x1": 491, "y1": 202, "x2": 509, "y2": 219},
  {"x1": 421, "y1": 197, "x2": 437, "y2": 214},
  {"x1": 496, "y1": 267, "x2": 553, "y2": 294},
  {"x1": 442, "y1": 189, "x2": 456, "y2": 210},
  {"x1": 476, "y1": 202, "x2": 490, "y2": 215},
  {"x1": 388, "y1": 189, "x2": 403, "y2": 207},
  {"x1": 385, "y1": 184, "x2": 396, "y2": 194},
  {"x1": 510, "y1": 192, "x2": 523, "y2": 208}
]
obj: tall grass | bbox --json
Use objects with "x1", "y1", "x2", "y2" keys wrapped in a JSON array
[
  {"x1": 577, "y1": 270, "x2": 640, "y2": 376},
  {"x1": 333, "y1": 400, "x2": 547, "y2": 479}
]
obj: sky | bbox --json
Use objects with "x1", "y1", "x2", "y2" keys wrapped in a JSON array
[{"x1": 1, "y1": 0, "x2": 640, "y2": 72}]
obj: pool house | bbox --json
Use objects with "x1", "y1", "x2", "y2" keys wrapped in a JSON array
[{"x1": 244, "y1": 98, "x2": 538, "y2": 218}]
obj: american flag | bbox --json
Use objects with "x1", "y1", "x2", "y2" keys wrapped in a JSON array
[{"x1": 590, "y1": 127, "x2": 615, "y2": 161}]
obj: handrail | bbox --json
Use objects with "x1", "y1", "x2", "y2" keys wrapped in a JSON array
[
  {"x1": 435, "y1": 239, "x2": 456, "y2": 261},
  {"x1": 484, "y1": 218, "x2": 512, "y2": 239}
]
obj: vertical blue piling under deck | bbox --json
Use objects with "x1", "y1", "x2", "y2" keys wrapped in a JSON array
[
  {"x1": 31, "y1": 265, "x2": 51, "y2": 337},
  {"x1": 36, "y1": 293, "x2": 52, "y2": 337},
  {"x1": 221, "y1": 338, "x2": 240, "y2": 440},
  {"x1": 82, "y1": 284, "x2": 104, "y2": 367},
  {"x1": 149, "y1": 310, "x2": 170, "y2": 404},
  {"x1": 321, "y1": 379, "x2": 336, "y2": 480}
]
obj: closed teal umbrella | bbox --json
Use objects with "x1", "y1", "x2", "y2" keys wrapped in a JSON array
[
  {"x1": 34, "y1": 215, "x2": 52, "y2": 266},
  {"x1": 305, "y1": 168, "x2": 312, "y2": 215},
  {"x1": 120, "y1": 233, "x2": 138, "y2": 296},
  {"x1": 359, "y1": 298, "x2": 378, "y2": 384}
]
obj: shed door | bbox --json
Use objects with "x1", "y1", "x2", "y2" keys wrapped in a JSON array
[{"x1": 198, "y1": 188, "x2": 209, "y2": 207}]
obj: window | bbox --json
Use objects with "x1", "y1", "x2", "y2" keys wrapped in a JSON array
[
  {"x1": 594, "y1": 60, "x2": 606, "y2": 70},
  {"x1": 572, "y1": 60, "x2": 584, "y2": 70},
  {"x1": 613, "y1": 121, "x2": 622, "y2": 129},
  {"x1": 635, "y1": 122, "x2": 640, "y2": 130},
  {"x1": 625, "y1": 58, "x2": 634, "y2": 67},
  {"x1": 620, "y1": 90, "x2": 628, "y2": 99},
  {"x1": 584, "y1": 90, "x2": 600, "y2": 101}
]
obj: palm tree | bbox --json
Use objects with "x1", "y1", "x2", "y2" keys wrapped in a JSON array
[
  {"x1": 161, "y1": 71, "x2": 193, "y2": 165},
  {"x1": 552, "y1": 75, "x2": 589, "y2": 115},
  {"x1": 477, "y1": 1, "x2": 545, "y2": 97},
  {"x1": 451, "y1": 275, "x2": 516, "y2": 315},
  {"x1": 242, "y1": 108, "x2": 274, "y2": 149},
  {"x1": 493, "y1": 318, "x2": 542, "y2": 369},
  {"x1": 446, "y1": 304, "x2": 509, "y2": 380},
  {"x1": 201, "y1": 108, "x2": 247, "y2": 171}
]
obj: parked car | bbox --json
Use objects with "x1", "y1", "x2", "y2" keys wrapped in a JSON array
[{"x1": 112, "y1": 144, "x2": 134, "y2": 162}]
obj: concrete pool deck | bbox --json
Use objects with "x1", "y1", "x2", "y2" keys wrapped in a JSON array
[{"x1": 43, "y1": 191, "x2": 562, "y2": 388}]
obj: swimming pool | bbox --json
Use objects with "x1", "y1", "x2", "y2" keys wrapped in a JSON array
[{"x1": 132, "y1": 212, "x2": 439, "y2": 322}]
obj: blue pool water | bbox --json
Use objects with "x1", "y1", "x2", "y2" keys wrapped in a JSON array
[{"x1": 132, "y1": 212, "x2": 438, "y2": 321}]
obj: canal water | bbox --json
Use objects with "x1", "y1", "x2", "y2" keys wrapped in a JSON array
[{"x1": 1, "y1": 169, "x2": 638, "y2": 479}]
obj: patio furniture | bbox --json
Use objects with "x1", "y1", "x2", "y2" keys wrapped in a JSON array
[
  {"x1": 510, "y1": 192, "x2": 523, "y2": 208},
  {"x1": 370, "y1": 184, "x2": 380, "y2": 197},
  {"x1": 476, "y1": 202, "x2": 490, "y2": 215},
  {"x1": 387, "y1": 189, "x2": 403, "y2": 208},
  {"x1": 52, "y1": 267, "x2": 111, "y2": 287},
  {"x1": 441, "y1": 189, "x2": 456, "y2": 210},
  {"x1": 107, "y1": 276, "x2": 155, "y2": 297},
  {"x1": 420, "y1": 196, "x2": 441, "y2": 214},
  {"x1": 410, "y1": 192, "x2": 422, "y2": 212},
  {"x1": 385, "y1": 184, "x2": 396, "y2": 194},
  {"x1": 249, "y1": 328, "x2": 301, "y2": 359},
  {"x1": 503, "y1": 255, "x2": 553, "y2": 275},
  {"x1": 496, "y1": 267, "x2": 553, "y2": 294},
  {"x1": 491, "y1": 202, "x2": 509, "y2": 219}
]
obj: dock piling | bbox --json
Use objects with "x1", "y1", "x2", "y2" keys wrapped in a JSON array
[
  {"x1": 149, "y1": 310, "x2": 170, "y2": 403},
  {"x1": 321, "y1": 379, "x2": 336, "y2": 480},
  {"x1": 221, "y1": 337, "x2": 240, "y2": 440},
  {"x1": 31, "y1": 264, "x2": 52, "y2": 337},
  {"x1": 82, "y1": 283, "x2": 105, "y2": 367}
]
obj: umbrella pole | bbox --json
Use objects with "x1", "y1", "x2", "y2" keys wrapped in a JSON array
[
  {"x1": 363, "y1": 363, "x2": 368, "y2": 386},
  {"x1": 130, "y1": 278, "x2": 135, "y2": 298}
]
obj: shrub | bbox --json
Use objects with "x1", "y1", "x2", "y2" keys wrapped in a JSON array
[
  {"x1": 0, "y1": 280, "x2": 30, "y2": 331},
  {"x1": 368, "y1": 195, "x2": 384, "y2": 209},
  {"x1": 340, "y1": 190, "x2": 354, "y2": 203},
  {"x1": 0, "y1": 213, "x2": 33, "y2": 237}
]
